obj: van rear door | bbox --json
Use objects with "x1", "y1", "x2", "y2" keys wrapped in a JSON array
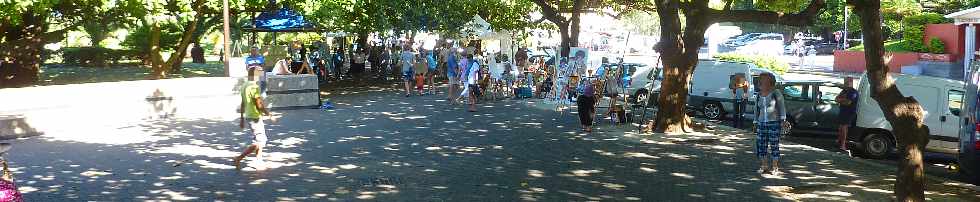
[
  {"x1": 902, "y1": 84, "x2": 946, "y2": 151},
  {"x1": 941, "y1": 87, "x2": 966, "y2": 151}
]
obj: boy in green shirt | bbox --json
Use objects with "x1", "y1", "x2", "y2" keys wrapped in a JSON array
[{"x1": 234, "y1": 66, "x2": 271, "y2": 170}]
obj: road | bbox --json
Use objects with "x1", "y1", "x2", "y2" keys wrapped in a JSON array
[{"x1": 4, "y1": 84, "x2": 977, "y2": 201}]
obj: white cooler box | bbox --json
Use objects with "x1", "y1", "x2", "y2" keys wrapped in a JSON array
[{"x1": 265, "y1": 74, "x2": 320, "y2": 110}]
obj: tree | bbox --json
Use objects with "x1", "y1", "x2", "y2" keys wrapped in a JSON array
[
  {"x1": 531, "y1": 0, "x2": 587, "y2": 57},
  {"x1": 849, "y1": 0, "x2": 929, "y2": 200},
  {"x1": 0, "y1": 0, "x2": 106, "y2": 88},
  {"x1": 649, "y1": 0, "x2": 825, "y2": 133}
]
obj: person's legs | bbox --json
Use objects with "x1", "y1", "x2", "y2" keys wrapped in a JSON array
[
  {"x1": 403, "y1": 71, "x2": 413, "y2": 96},
  {"x1": 770, "y1": 123, "x2": 782, "y2": 174},
  {"x1": 733, "y1": 101, "x2": 743, "y2": 128},
  {"x1": 428, "y1": 72, "x2": 436, "y2": 94},
  {"x1": 838, "y1": 124, "x2": 850, "y2": 150},
  {"x1": 234, "y1": 119, "x2": 267, "y2": 170},
  {"x1": 755, "y1": 123, "x2": 769, "y2": 173},
  {"x1": 234, "y1": 145, "x2": 256, "y2": 170},
  {"x1": 468, "y1": 84, "x2": 478, "y2": 112}
]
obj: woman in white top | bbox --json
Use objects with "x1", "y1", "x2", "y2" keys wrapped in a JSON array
[{"x1": 754, "y1": 72, "x2": 789, "y2": 175}]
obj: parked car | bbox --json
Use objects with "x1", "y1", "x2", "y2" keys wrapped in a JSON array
[
  {"x1": 851, "y1": 74, "x2": 965, "y2": 159},
  {"x1": 688, "y1": 59, "x2": 783, "y2": 120},
  {"x1": 779, "y1": 80, "x2": 846, "y2": 134},
  {"x1": 958, "y1": 71, "x2": 980, "y2": 184},
  {"x1": 736, "y1": 34, "x2": 785, "y2": 56},
  {"x1": 723, "y1": 33, "x2": 763, "y2": 47}
]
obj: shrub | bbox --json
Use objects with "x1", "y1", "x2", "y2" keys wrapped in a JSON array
[
  {"x1": 928, "y1": 37, "x2": 946, "y2": 54},
  {"x1": 62, "y1": 47, "x2": 142, "y2": 66},
  {"x1": 713, "y1": 53, "x2": 789, "y2": 75},
  {"x1": 902, "y1": 13, "x2": 951, "y2": 52}
]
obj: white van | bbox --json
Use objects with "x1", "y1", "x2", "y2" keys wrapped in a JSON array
[
  {"x1": 688, "y1": 59, "x2": 782, "y2": 120},
  {"x1": 852, "y1": 74, "x2": 965, "y2": 159}
]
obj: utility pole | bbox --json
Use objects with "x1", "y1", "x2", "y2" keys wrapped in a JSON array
[
  {"x1": 222, "y1": 0, "x2": 231, "y2": 77},
  {"x1": 842, "y1": 4, "x2": 848, "y2": 49}
]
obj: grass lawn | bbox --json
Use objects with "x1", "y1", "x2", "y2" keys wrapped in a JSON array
[
  {"x1": 846, "y1": 40, "x2": 913, "y2": 52},
  {"x1": 39, "y1": 61, "x2": 224, "y2": 86}
]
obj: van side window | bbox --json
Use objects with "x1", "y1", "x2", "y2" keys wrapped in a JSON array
[
  {"x1": 782, "y1": 84, "x2": 811, "y2": 101},
  {"x1": 949, "y1": 89, "x2": 965, "y2": 116}
]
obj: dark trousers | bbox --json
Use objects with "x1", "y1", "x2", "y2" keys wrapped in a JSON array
[
  {"x1": 577, "y1": 95, "x2": 596, "y2": 126},
  {"x1": 733, "y1": 99, "x2": 746, "y2": 129}
]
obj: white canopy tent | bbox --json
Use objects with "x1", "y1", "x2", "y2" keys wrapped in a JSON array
[{"x1": 946, "y1": 7, "x2": 980, "y2": 80}]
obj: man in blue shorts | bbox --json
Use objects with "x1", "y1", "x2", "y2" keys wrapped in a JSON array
[
  {"x1": 400, "y1": 46, "x2": 416, "y2": 97},
  {"x1": 445, "y1": 46, "x2": 459, "y2": 103}
]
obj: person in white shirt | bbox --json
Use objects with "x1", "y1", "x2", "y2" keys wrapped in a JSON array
[
  {"x1": 462, "y1": 54, "x2": 481, "y2": 112},
  {"x1": 399, "y1": 46, "x2": 416, "y2": 97}
]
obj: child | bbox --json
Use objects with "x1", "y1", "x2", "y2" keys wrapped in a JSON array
[{"x1": 234, "y1": 66, "x2": 272, "y2": 170}]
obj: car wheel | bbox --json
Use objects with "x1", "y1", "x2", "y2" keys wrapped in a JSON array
[
  {"x1": 861, "y1": 132, "x2": 893, "y2": 159},
  {"x1": 702, "y1": 102, "x2": 724, "y2": 120}
]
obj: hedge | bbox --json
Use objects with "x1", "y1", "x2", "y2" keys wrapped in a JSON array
[
  {"x1": 712, "y1": 53, "x2": 789, "y2": 75},
  {"x1": 61, "y1": 47, "x2": 142, "y2": 66},
  {"x1": 902, "y1": 13, "x2": 951, "y2": 53}
]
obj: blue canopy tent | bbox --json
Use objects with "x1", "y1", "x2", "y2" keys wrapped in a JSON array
[{"x1": 243, "y1": 7, "x2": 321, "y2": 33}]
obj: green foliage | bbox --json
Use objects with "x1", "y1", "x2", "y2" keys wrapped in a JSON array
[
  {"x1": 120, "y1": 24, "x2": 182, "y2": 58},
  {"x1": 902, "y1": 13, "x2": 951, "y2": 52},
  {"x1": 846, "y1": 40, "x2": 913, "y2": 52},
  {"x1": 61, "y1": 47, "x2": 141, "y2": 66},
  {"x1": 928, "y1": 37, "x2": 946, "y2": 54},
  {"x1": 713, "y1": 53, "x2": 789, "y2": 75}
]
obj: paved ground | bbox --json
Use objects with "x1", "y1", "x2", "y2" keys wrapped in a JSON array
[{"x1": 5, "y1": 85, "x2": 979, "y2": 201}]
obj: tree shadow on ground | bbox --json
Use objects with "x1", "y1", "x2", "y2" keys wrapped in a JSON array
[{"x1": 5, "y1": 86, "x2": 979, "y2": 201}]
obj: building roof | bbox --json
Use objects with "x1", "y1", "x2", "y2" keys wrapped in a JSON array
[{"x1": 945, "y1": 6, "x2": 980, "y2": 24}]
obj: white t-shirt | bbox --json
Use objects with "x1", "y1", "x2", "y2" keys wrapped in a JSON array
[
  {"x1": 467, "y1": 61, "x2": 480, "y2": 85},
  {"x1": 400, "y1": 51, "x2": 415, "y2": 72}
]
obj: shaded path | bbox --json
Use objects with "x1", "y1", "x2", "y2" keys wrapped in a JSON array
[{"x1": 5, "y1": 86, "x2": 978, "y2": 201}]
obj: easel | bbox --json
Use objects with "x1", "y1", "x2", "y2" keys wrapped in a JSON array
[{"x1": 633, "y1": 56, "x2": 662, "y2": 132}]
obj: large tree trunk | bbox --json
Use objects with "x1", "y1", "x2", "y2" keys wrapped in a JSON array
[
  {"x1": 167, "y1": 0, "x2": 206, "y2": 74},
  {"x1": 149, "y1": 22, "x2": 167, "y2": 79},
  {"x1": 852, "y1": 0, "x2": 928, "y2": 201},
  {"x1": 0, "y1": 11, "x2": 46, "y2": 88},
  {"x1": 652, "y1": 0, "x2": 710, "y2": 133},
  {"x1": 558, "y1": 25, "x2": 572, "y2": 57}
]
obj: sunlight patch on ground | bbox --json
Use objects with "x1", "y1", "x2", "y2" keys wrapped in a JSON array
[
  {"x1": 528, "y1": 170, "x2": 546, "y2": 178},
  {"x1": 149, "y1": 189, "x2": 199, "y2": 201},
  {"x1": 568, "y1": 169, "x2": 602, "y2": 177},
  {"x1": 670, "y1": 172, "x2": 695, "y2": 179},
  {"x1": 145, "y1": 144, "x2": 238, "y2": 158},
  {"x1": 192, "y1": 160, "x2": 235, "y2": 170},
  {"x1": 338, "y1": 164, "x2": 359, "y2": 169},
  {"x1": 80, "y1": 170, "x2": 112, "y2": 178},
  {"x1": 270, "y1": 137, "x2": 308, "y2": 148},
  {"x1": 17, "y1": 186, "x2": 38, "y2": 194},
  {"x1": 639, "y1": 167, "x2": 657, "y2": 173},
  {"x1": 624, "y1": 152, "x2": 659, "y2": 159},
  {"x1": 310, "y1": 166, "x2": 339, "y2": 174}
]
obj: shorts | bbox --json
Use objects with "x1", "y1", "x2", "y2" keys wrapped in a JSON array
[
  {"x1": 403, "y1": 71, "x2": 414, "y2": 81},
  {"x1": 247, "y1": 119, "x2": 268, "y2": 147}
]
